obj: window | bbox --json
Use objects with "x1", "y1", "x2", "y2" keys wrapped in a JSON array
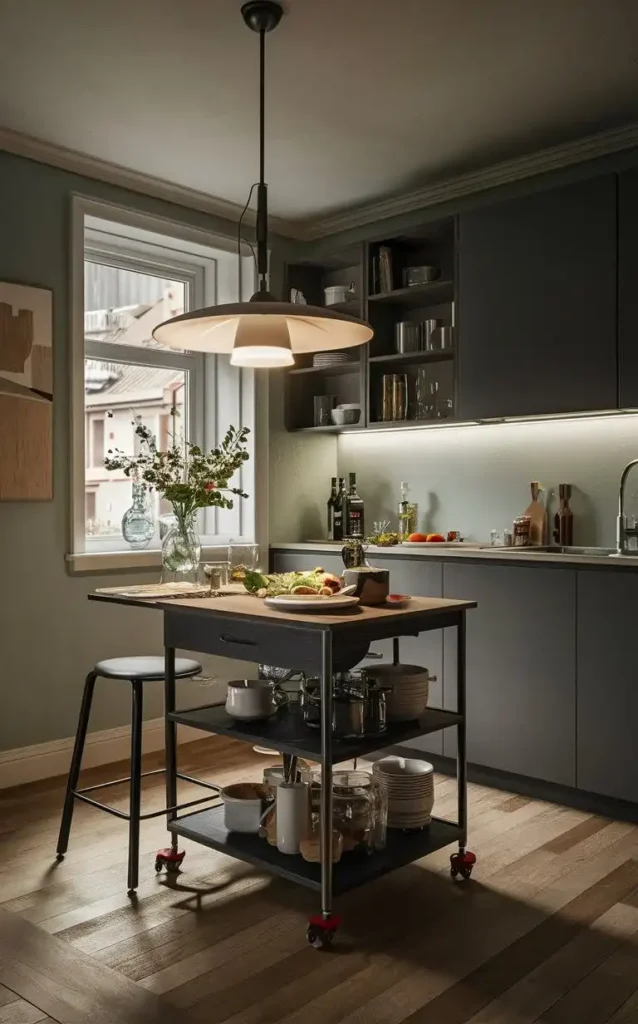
[{"x1": 69, "y1": 198, "x2": 260, "y2": 568}]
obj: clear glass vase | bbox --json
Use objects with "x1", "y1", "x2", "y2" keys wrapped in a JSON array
[
  {"x1": 161, "y1": 511, "x2": 201, "y2": 580},
  {"x1": 121, "y1": 481, "x2": 154, "y2": 550}
]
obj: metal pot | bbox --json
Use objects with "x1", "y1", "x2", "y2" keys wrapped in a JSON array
[{"x1": 301, "y1": 674, "x2": 389, "y2": 738}]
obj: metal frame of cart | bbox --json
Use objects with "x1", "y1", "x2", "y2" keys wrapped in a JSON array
[{"x1": 90, "y1": 591, "x2": 476, "y2": 947}]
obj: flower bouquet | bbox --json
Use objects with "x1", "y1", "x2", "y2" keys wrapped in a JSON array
[{"x1": 104, "y1": 421, "x2": 250, "y2": 576}]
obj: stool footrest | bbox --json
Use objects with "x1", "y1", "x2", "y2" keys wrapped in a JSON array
[{"x1": 71, "y1": 771, "x2": 221, "y2": 822}]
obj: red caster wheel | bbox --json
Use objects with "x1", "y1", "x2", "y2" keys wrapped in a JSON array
[
  {"x1": 307, "y1": 913, "x2": 340, "y2": 950},
  {"x1": 155, "y1": 848, "x2": 185, "y2": 874},
  {"x1": 450, "y1": 850, "x2": 476, "y2": 880}
]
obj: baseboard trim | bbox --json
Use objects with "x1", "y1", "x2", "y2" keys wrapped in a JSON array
[{"x1": 0, "y1": 718, "x2": 207, "y2": 790}]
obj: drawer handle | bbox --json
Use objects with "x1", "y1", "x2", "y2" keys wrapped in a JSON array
[{"x1": 220, "y1": 633, "x2": 257, "y2": 647}]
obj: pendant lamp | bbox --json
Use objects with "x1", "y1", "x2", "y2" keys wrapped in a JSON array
[{"x1": 152, "y1": 0, "x2": 373, "y2": 366}]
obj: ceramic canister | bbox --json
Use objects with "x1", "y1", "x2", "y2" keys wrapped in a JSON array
[{"x1": 275, "y1": 782, "x2": 310, "y2": 855}]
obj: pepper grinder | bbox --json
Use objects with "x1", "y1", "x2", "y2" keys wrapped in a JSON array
[{"x1": 553, "y1": 484, "x2": 574, "y2": 546}]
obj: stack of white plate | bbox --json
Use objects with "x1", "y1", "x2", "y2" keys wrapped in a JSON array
[
  {"x1": 312, "y1": 351, "x2": 353, "y2": 368},
  {"x1": 373, "y1": 756, "x2": 434, "y2": 829},
  {"x1": 364, "y1": 664, "x2": 430, "y2": 721}
]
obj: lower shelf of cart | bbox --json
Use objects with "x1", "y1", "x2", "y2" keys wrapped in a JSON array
[{"x1": 168, "y1": 805, "x2": 461, "y2": 895}]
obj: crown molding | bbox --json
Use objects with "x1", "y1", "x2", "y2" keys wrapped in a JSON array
[
  {"x1": 3, "y1": 122, "x2": 638, "y2": 246},
  {"x1": 0, "y1": 126, "x2": 304, "y2": 240},
  {"x1": 300, "y1": 121, "x2": 638, "y2": 240}
]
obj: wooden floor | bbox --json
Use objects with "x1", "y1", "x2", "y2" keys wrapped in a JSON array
[{"x1": 1, "y1": 736, "x2": 638, "y2": 1024}]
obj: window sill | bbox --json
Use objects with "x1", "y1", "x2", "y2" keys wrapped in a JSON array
[{"x1": 66, "y1": 544, "x2": 239, "y2": 576}]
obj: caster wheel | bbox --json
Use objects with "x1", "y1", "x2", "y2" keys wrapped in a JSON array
[
  {"x1": 450, "y1": 850, "x2": 476, "y2": 880},
  {"x1": 307, "y1": 925, "x2": 335, "y2": 949},
  {"x1": 155, "y1": 848, "x2": 185, "y2": 875},
  {"x1": 307, "y1": 913, "x2": 340, "y2": 950}
]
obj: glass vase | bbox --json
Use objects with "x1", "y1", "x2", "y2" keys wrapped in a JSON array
[
  {"x1": 161, "y1": 511, "x2": 201, "y2": 580},
  {"x1": 121, "y1": 481, "x2": 154, "y2": 550}
]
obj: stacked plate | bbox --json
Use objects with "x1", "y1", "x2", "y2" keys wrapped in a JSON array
[
  {"x1": 364, "y1": 664, "x2": 430, "y2": 721},
  {"x1": 373, "y1": 756, "x2": 434, "y2": 829},
  {"x1": 312, "y1": 351, "x2": 354, "y2": 368}
]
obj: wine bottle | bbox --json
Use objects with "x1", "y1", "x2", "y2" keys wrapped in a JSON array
[
  {"x1": 333, "y1": 477, "x2": 347, "y2": 542},
  {"x1": 346, "y1": 472, "x2": 365, "y2": 538},
  {"x1": 326, "y1": 477, "x2": 337, "y2": 540}
]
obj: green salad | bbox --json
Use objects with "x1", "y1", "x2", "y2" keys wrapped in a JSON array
[{"x1": 243, "y1": 568, "x2": 342, "y2": 598}]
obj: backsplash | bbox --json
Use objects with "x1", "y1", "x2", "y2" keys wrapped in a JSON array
[{"x1": 337, "y1": 415, "x2": 638, "y2": 548}]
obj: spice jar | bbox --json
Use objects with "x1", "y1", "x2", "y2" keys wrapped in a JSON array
[{"x1": 513, "y1": 514, "x2": 532, "y2": 547}]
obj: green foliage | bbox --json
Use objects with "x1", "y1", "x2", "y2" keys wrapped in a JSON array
[{"x1": 104, "y1": 421, "x2": 250, "y2": 520}]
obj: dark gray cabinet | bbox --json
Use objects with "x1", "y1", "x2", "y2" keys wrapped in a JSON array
[
  {"x1": 619, "y1": 169, "x2": 638, "y2": 409},
  {"x1": 577, "y1": 572, "x2": 638, "y2": 803},
  {"x1": 457, "y1": 175, "x2": 617, "y2": 420},
  {"x1": 443, "y1": 563, "x2": 576, "y2": 786},
  {"x1": 271, "y1": 550, "x2": 343, "y2": 576}
]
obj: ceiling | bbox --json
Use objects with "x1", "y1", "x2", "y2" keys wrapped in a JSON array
[{"x1": 1, "y1": 0, "x2": 638, "y2": 229}]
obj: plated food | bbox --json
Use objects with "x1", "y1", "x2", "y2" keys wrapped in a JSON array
[{"x1": 243, "y1": 567, "x2": 344, "y2": 599}]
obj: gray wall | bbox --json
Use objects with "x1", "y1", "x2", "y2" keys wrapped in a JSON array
[
  {"x1": 337, "y1": 415, "x2": 638, "y2": 548},
  {"x1": 0, "y1": 150, "x2": 290, "y2": 752}
]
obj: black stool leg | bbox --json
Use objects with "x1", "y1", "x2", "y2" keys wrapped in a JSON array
[
  {"x1": 56, "y1": 672, "x2": 98, "y2": 858},
  {"x1": 127, "y1": 679, "x2": 144, "y2": 896}
]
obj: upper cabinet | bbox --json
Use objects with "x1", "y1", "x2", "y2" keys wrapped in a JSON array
[
  {"x1": 619, "y1": 169, "x2": 638, "y2": 409},
  {"x1": 457, "y1": 176, "x2": 618, "y2": 420}
]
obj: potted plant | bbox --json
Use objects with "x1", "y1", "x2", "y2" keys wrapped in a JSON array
[{"x1": 104, "y1": 421, "x2": 249, "y2": 577}]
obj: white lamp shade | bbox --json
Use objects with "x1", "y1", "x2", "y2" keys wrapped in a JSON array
[
  {"x1": 230, "y1": 314, "x2": 294, "y2": 367},
  {"x1": 152, "y1": 301, "x2": 373, "y2": 355}
]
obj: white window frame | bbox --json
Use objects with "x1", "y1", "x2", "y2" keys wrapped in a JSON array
[{"x1": 68, "y1": 195, "x2": 264, "y2": 572}]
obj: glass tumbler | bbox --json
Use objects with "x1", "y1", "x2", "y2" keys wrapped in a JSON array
[{"x1": 314, "y1": 394, "x2": 336, "y2": 426}]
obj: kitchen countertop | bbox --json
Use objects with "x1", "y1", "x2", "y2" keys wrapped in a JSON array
[{"x1": 270, "y1": 541, "x2": 638, "y2": 570}]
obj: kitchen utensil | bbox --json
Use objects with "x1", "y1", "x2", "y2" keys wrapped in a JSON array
[
  {"x1": 422, "y1": 319, "x2": 440, "y2": 351},
  {"x1": 395, "y1": 321, "x2": 421, "y2": 353},
  {"x1": 221, "y1": 782, "x2": 273, "y2": 833},
  {"x1": 312, "y1": 351, "x2": 352, "y2": 367},
  {"x1": 225, "y1": 679, "x2": 289, "y2": 721},
  {"x1": 300, "y1": 673, "x2": 389, "y2": 738},
  {"x1": 314, "y1": 394, "x2": 336, "y2": 427},
  {"x1": 402, "y1": 266, "x2": 439, "y2": 287},
  {"x1": 324, "y1": 284, "x2": 355, "y2": 306},
  {"x1": 439, "y1": 326, "x2": 454, "y2": 349},
  {"x1": 303, "y1": 768, "x2": 387, "y2": 853},
  {"x1": 275, "y1": 781, "x2": 310, "y2": 855},
  {"x1": 363, "y1": 663, "x2": 432, "y2": 721},
  {"x1": 343, "y1": 566, "x2": 390, "y2": 605},
  {"x1": 263, "y1": 593, "x2": 360, "y2": 612},
  {"x1": 331, "y1": 405, "x2": 361, "y2": 426},
  {"x1": 372, "y1": 756, "x2": 434, "y2": 829}
]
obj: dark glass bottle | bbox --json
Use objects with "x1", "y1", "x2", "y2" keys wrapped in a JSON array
[
  {"x1": 333, "y1": 477, "x2": 347, "y2": 541},
  {"x1": 346, "y1": 472, "x2": 365, "y2": 538},
  {"x1": 327, "y1": 477, "x2": 337, "y2": 540}
]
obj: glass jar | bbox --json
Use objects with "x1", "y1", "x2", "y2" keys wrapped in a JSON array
[
  {"x1": 121, "y1": 481, "x2": 154, "y2": 550},
  {"x1": 161, "y1": 510, "x2": 201, "y2": 580},
  {"x1": 302, "y1": 769, "x2": 387, "y2": 854}
]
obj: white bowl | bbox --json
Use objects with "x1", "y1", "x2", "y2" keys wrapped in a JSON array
[{"x1": 331, "y1": 407, "x2": 361, "y2": 426}]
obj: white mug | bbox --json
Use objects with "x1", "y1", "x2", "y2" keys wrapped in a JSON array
[
  {"x1": 276, "y1": 781, "x2": 309, "y2": 855},
  {"x1": 225, "y1": 679, "x2": 289, "y2": 721}
]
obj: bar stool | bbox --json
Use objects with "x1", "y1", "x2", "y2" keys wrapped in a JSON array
[{"x1": 56, "y1": 656, "x2": 219, "y2": 896}]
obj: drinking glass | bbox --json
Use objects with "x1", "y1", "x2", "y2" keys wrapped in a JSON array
[{"x1": 314, "y1": 394, "x2": 336, "y2": 426}]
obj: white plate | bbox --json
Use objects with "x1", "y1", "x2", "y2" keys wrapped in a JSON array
[{"x1": 264, "y1": 594, "x2": 360, "y2": 612}]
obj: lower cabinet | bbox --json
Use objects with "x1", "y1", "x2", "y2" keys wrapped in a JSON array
[
  {"x1": 271, "y1": 550, "x2": 344, "y2": 576},
  {"x1": 577, "y1": 572, "x2": 638, "y2": 803},
  {"x1": 443, "y1": 563, "x2": 577, "y2": 786}
]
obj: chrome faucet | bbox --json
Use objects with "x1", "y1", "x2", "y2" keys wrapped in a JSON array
[{"x1": 617, "y1": 459, "x2": 638, "y2": 555}]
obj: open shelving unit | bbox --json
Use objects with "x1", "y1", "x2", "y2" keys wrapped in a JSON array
[{"x1": 284, "y1": 218, "x2": 457, "y2": 431}]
